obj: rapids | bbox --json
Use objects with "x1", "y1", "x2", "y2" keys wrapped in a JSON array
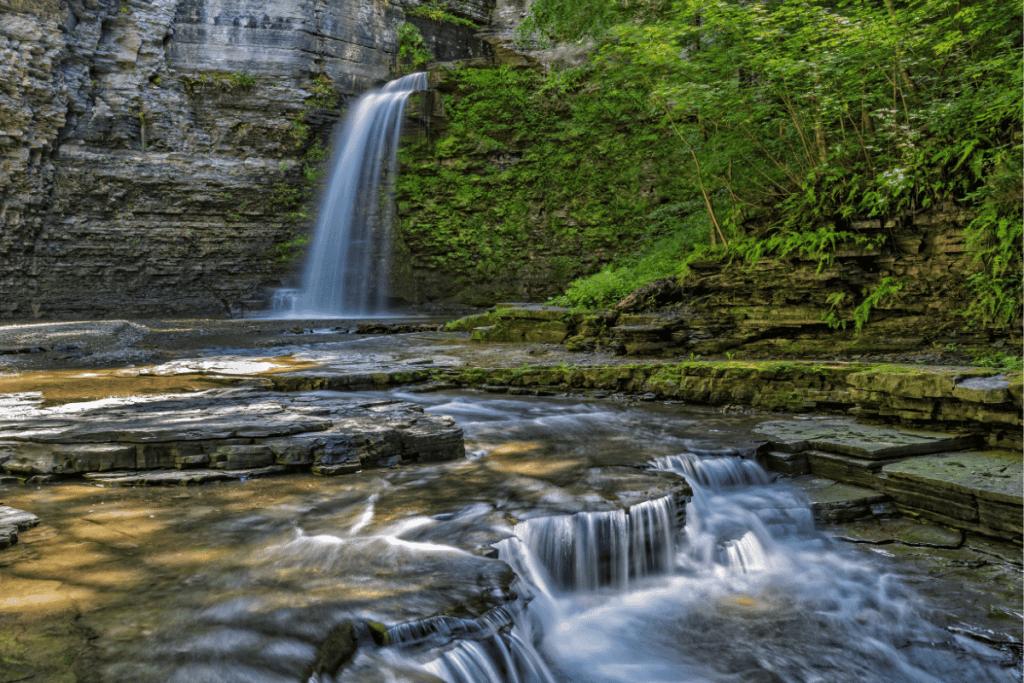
[{"x1": 1, "y1": 390, "x2": 1019, "y2": 683}]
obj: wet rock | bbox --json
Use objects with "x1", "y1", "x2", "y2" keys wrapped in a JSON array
[
  {"x1": 880, "y1": 452, "x2": 1023, "y2": 542},
  {"x1": 210, "y1": 444, "x2": 275, "y2": 470},
  {"x1": 790, "y1": 476, "x2": 891, "y2": 523},
  {"x1": 614, "y1": 277, "x2": 684, "y2": 312},
  {"x1": 754, "y1": 418, "x2": 978, "y2": 460},
  {"x1": 468, "y1": 306, "x2": 576, "y2": 344},
  {"x1": 0, "y1": 503, "x2": 40, "y2": 548},
  {"x1": 804, "y1": 449, "x2": 903, "y2": 489},
  {"x1": 953, "y1": 374, "x2": 1011, "y2": 403},
  {"x1": 760, "y1": 450, "x2": 810, "y2": 477},
  {"x1": 356, "y1": 323, "x2": 444, "y2": 335},
  {"x1": 1, "y1": 442, "x2": 138, "y2": 475},
  {"x1": 83, "y1": 466, "x2": 289, "y2": 487},
  {"x1": 830, "y1": 517, "x2": 965, "y2": 548},
  {"x1": 309, "y1": 619, "x2": 359, "y2": 677},
  {"x1": 0, "y1": 389, "x2": 466, "y2": 481}
]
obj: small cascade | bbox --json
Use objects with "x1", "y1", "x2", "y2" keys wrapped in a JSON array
[
  {"x1": 272, "y1": 72, "x2": 428, "y2": 318},
  {"x1": 388, "y1": 601, "x2": 555, "y2": 683},
  {"x1": 652, "y1": 453, "x2": 769, "y2": 488},
  {"x1": 421, "y1": 633, "x2": 556, "y2": 683},
  {"x1": 502, "y1": 496, "x2": 677, "y2": 592},
  {"x1": 650, "y1": 452, "x2": 815, "y2": 574}
]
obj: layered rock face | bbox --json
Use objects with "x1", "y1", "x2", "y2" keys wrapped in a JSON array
[
  {"x1": 0, "y1": 388, "x2": 466, "y2": 480},
  {"x1": 0, "y1": 0, "x2": 493, "y2": 320}
]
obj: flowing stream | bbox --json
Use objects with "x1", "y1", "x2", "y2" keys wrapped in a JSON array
[
  {"x1": 7, "y1": 391, "x2": 1017, "y2": 682},
  {"x1": 273, "y1": 73, "x2": 427, "y2": 318},
  {"x1": 378, "y1": 393, "x2": 1017, "y2": 683}
]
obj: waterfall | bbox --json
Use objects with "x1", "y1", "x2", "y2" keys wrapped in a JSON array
[
  {"x1": 273, "y1": 72, "x2": 427, "y2": 318},
  {"x1": 498, "y1": 496, "x2": 678, "y2": 592},
  {"x1": 651, "y1": 453, "x2": 769, "y2": 489},
  {"x1": 651, "y1": 452, "x2": 814, "y2": 573},
  {"x1": 420, "y1": 633, "x2": 556, "y2": 683},
  {"x1": 388, "y1": 601, "x2": 556, "y2": 683}
]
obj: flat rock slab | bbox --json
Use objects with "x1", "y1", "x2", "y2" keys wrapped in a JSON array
[
  {"x1": 789, "y1": 476, "x2": 891, "y2": 524},
  {"x1": 881, "y1": 451, "x2": 1022, "y2": 541},
  {"x1": 0, "y1": 394, "x2": 335, "y2": 444},
  {"x1": 754, "y1": 417, "x2": 977, "y2": 460},
  {"x1": 0, "y1": 503, "x2": 40, "y2": 549},
  {"x1": 881, "y1": 451, "x2": 1023, "y2": 505},
  {"x1": 83, "y1": 466, "x2": 289, "y2": 487},
  {"x1": 0, "y1": 388, "x2": 465, "y2": 478},
  {"x1": 829, "y1": 517, "x2": 965, "y2": 548},
  {"x1": 804, "y1": 450, "x2": 903, "y2": 489}
]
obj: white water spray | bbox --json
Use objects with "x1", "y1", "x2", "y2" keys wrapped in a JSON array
[{"x1": 273, "y1": 73, "x2": 427, "y2": 318}]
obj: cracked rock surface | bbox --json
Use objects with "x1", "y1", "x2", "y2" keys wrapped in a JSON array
[{"x1": 0, "y1": 388, "x2": 465, "y2": 478}]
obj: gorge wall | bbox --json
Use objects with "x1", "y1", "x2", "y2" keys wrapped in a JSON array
[{"x1": 0, "y1": 0, "x2": 494, "y2": 320}]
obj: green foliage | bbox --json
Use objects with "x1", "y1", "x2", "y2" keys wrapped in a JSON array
[
  {"x1": 852, "y1": 277, "x2": 904, "y2": 332},
  {"x1": 397, "y1": 22, "x2": 433, "y2": 68},
  {"x1": 730, "y1": 228, "x2": 885, "y2": 274},
  {"x1": 307, "y1": 75, "x2": 338, "y2": 110},
  {"x1": 956, "y1": 176, "x2": 1024, "y2": 326},
  {"x1": 290, "y1": 112, "x2": 310, "y2": 146},
  {"x1": 515, "y1": 0, "x2": 669, "y2": 44},
  {"x1": 603, "y1": 0, "x2": 1021, "y2": 225},
  {"x1": 407, "y1": 1, "x2": 477, "y2": 27},
  {"x1": 271, "y1": 232, "x2": 312, "y2": 263},
  {"x1": 395, "y1": 64, "x2": 712, "y2": 304},
  {"x1": 519, "y1": 0, "x2": 1021, "y2": 326},
  {"x1": 230, "y1": 72, "x2": 255, "y2": 89},
  {"x1": 969, "y1": 350, "x2": 1024, "y2": 373},
  {"x1": 182, "y1": 72, "x2": 256, "y2": 91},
  {"x1": 821, "y1": 291, "x2": 848, "y2": 331},
  {"x1": 549, "y1": 200, "x2": 709, "y2": 308}
]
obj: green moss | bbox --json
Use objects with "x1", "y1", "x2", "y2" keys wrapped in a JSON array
[{"x1": 393, "y1": 65, "x2": 711, "y2": 305}]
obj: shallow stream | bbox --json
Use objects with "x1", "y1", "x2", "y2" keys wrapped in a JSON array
[{"x1": 1, "y1": 390, "x2": 1020, "y2": 683}]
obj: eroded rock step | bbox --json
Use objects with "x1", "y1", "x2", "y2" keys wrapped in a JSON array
[
  {"x1": 0, "y1": 388, "x2": 465, "y2": 480},
  {"x1": 881, "y1": 452, "x2": 1023, "y2": 542},
  {"x1": 0, "y1": 503, "x2": 40, "y2": 549},
  {"x1": 755, "y1": 418, "x2": 1022, "y2": 542},
  {"x1": 789, "y1": 477, "x2": 893, "y2": 524}
]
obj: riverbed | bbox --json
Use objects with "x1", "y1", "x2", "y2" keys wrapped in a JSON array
[{"x1": 0, "y1": 321, "x2": 1020, "y2": 682}]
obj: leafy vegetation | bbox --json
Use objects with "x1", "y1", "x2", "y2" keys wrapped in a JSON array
[
  {"x1": 229, "y1": 72, "x2": 255, "y2": 89},
  {"x1": 514, "y1": 0, "x2": 1021, "y2": 327},
  {"x1": 265, "y1": 75, "x2": 341, "y2": 265},
  {"x1": 407, "y1": 1, "x2": 478, "y2": 28},
  {"x1": 397, "y1": 23, "x2": 433, "y2": 69},
  {"x1": 549, "y1": 200, "x2": 709, "y2": 308},
  {"x1": 394, "y1": 65, "x2": 714, "y2": 304}
]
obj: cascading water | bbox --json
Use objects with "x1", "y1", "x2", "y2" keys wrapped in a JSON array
[
  {"x1": 511, "y1": 450, "x2": 1015, "y2": 683},
  {"x1": 501, "y1": 497, "x2": 678, "y2": 592},
  {"x1": 272, "y1": 73, "x2": 427, "y2": 318},
  {"x1": 77, "y1": 392, "x2": 1018, "y2": 683}
]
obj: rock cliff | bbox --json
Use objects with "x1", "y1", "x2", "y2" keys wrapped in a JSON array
[{"x1": 0, "y1": 0, "x2": 494, "y2": 320}]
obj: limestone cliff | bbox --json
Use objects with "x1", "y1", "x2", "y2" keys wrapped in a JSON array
[{"x1": 0, "y1": 0, "x2": 494, "y2": 320}]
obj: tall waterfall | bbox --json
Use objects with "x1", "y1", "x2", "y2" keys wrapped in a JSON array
[{"x1": 273, "y1": 72, "x2": 427, "y2": 317}]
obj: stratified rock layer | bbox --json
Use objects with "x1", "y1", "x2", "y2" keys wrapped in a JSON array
[
  {"x1": 0, "y1": 388, "x2": 465, "y2": 481},
  {"x1": 0, "y1": 0, "x2": 494, "y2": 320}
]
